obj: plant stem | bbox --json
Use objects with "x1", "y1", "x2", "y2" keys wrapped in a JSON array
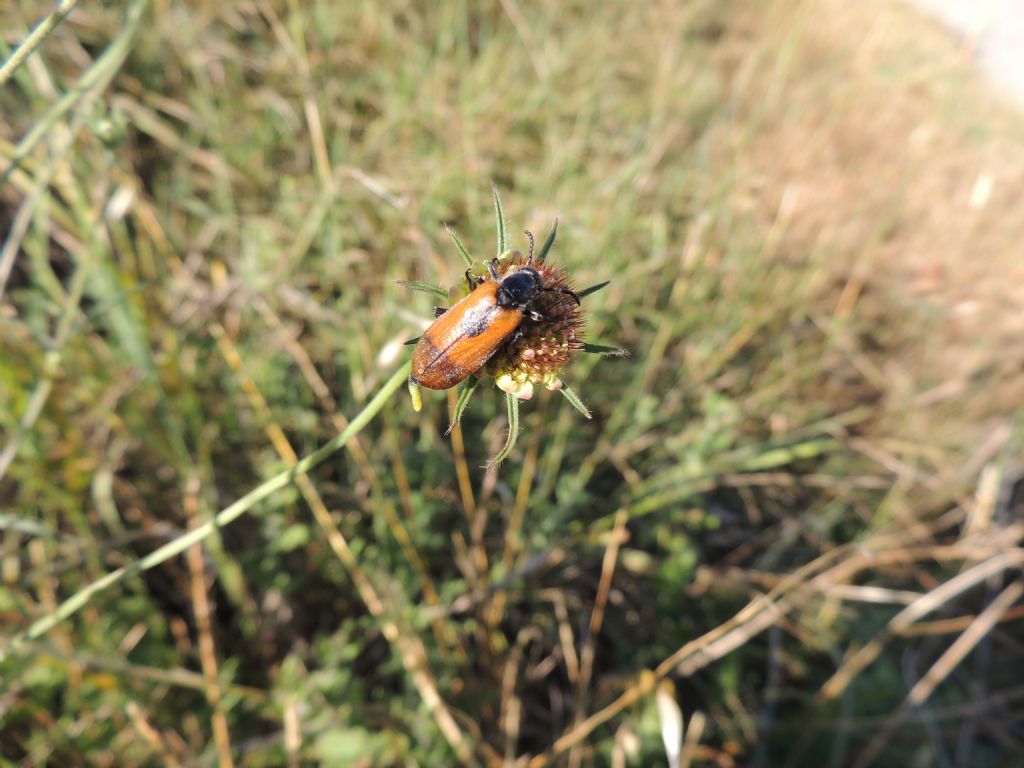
[{"x1": 0, "y1": 0, "x2": 80, "y2": 88}]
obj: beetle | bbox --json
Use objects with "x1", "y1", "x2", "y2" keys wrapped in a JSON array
[{"x1": 410, "y1": 236, "x2": 579, "y2": 390}]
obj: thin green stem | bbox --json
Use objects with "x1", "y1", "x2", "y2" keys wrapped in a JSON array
[
  {"x1": 0, "y1": 259, "x2": 90, "y2": 480},
  {"x1": 489, "y1": 392, "x2": 520, "y2": 466},
  {"x1": 0, "y1": 0, "x2": 80, "y2": 88},
  {"x1": 1, "y1": 0, "x2": 150, "y2": 189}
]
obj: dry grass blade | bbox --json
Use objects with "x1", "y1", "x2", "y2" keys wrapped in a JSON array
[
  {"x1": 1, "y1": 364, "x2": 410, "y2": 659},
  {"x1": 183, "y1": 477, "x2": 235, "y2": 768},
  {"x1": 210, "y1": 321, "x2": 471, "y2": 759},
  {"x1": 656, "y1": 680, "x2": 683, "y2": 768},
  {"x1": 819, "y1": 548, "x2": 1024, "y2": 702},
  {"x1": 851, "y1": 579, "x2": 1024, "y2": 768},
  {"x1": 528, "y1": 548, "x2": 812, "y2": 767},
  {"x1": 679, "y1": 710, "x2": 706, "y2": 768}
]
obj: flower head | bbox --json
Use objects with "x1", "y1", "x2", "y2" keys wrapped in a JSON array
[
  {"x1": 404, "y1": 185, "x2": 624, "y2": 464},
  {"x1": 485, "y1": 251, "x2": 584, "y2": 399}
]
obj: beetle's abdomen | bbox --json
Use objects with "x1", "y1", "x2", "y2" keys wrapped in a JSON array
[
  {"x1": 411, "y1": 288, "x2": 523, "y2": 389},
  {"x1": 411, "y1": 335, "x2": 484, "y2": 389}
]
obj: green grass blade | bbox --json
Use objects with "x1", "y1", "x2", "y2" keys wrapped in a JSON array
[
  {"x1": 0, "y1": 0, "x2": 80, "y2": 88},
  {"x1": 0, "y1": 0, "x2": 150, "y2": 189}
]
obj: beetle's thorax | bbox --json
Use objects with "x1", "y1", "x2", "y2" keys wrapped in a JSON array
[{"x1": 496, "y1": 267, "x2": 543, "y2": 309}]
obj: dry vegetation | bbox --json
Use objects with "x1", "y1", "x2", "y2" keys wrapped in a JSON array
[{"x1": 2, "y1": 0, "x2": 1023, "y2": 765}]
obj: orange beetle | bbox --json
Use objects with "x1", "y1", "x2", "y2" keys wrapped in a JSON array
[{"x1": 411, "y1": 256, "x2": 578, "y2": 390}]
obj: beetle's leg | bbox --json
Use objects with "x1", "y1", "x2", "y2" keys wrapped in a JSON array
[
  {"x1": 544, "y1": 286, "x2": 581, "y2": 306},
  {"x1": 524, "y1": 230, "x2": 535, "y2": 264},
  {"x1": 464, "y1": 268, "x2": 475, "y2": 292},
  {"x1": 433, "y1": 306, "x2": 447, "y2": 318},
  {"x1": 487, "y1": 258, "x2": 501, "y2": 281}
]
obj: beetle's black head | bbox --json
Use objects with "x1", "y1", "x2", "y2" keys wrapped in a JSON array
[{"x1": 496, "y1": 267, "x2": 543, "y2": 309}]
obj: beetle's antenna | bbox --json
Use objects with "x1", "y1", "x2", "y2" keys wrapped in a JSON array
[{"x1": 524, "y1": 230, "x2": 535, "y2": 264}]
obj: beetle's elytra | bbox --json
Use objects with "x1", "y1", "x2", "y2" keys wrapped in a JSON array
[{"x1": 410, "y1": 262, "x2": 548, "y2": 390}]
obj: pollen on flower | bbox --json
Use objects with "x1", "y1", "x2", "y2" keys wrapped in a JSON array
[
  {"x1": 495, "y1": 372, "x2": 534, "y2": 400},
  {"x1": 542, "y1": 373, "x2": 563, "y2": 391}
]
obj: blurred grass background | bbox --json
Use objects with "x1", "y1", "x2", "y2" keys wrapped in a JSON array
[{"x1": 2, "y1": 0, "x2": 1024, "y2": 765}]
